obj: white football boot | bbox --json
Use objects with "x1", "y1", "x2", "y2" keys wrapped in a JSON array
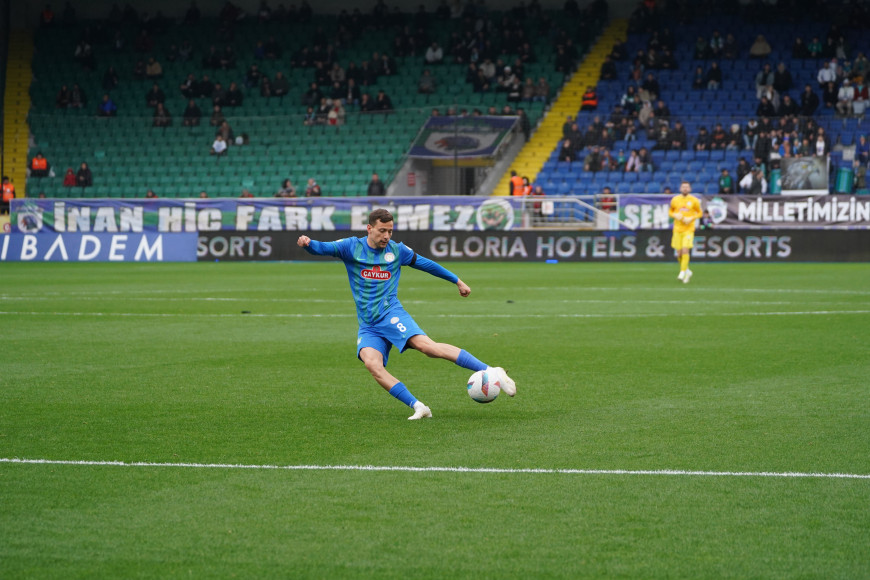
[
  {"x1": 490, "y1": 367, "x2": 516, "y2": 397},
  {"x1": 682, "y1": 269, "x2": 693, "y2": 284},
  {"x1": 408, "y1": 401, "x2": 432, "y2": 420},
  {"x1": 677, "y1": 270, "x2": 686, "y2": 281}
]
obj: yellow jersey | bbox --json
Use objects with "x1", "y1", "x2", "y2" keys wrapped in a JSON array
[{"x1": 669, "y1": 193, "x2": 702, "y2": 234}]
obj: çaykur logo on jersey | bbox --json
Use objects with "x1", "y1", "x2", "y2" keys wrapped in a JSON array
[{"x1": 361, "y1": 265, "x2": 391, "y2": 280}]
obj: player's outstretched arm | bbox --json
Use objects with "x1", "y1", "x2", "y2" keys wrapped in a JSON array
[{"x1": 457, "y1": 278, "x2": 471, "y2": 297}]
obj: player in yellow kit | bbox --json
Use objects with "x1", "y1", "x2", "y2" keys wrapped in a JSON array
[{"x1": 669, "y1": 181, "x2": 703, "y2": 283}]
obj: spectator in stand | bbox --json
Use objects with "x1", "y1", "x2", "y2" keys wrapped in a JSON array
[
  {"x1": 853, "y1": 53, "x2": 870, "y2": 81},
  {"x1": 691, "y1": 66, "x2": 705, "y2": 89},
  {"x1": 260, "y1": 77, "x2": 272, "y2": 98},
  {"x1": 63, "y1": 167, "x2": 76, "y2": 187},
  {"x1": 425, "y1": 42, "x2": 443, "y2": 65},
  {"x1": 599, "y1": 54, "x2": 617, "y2": 80},
  {"x1": 180, "y1": 73, "x2": 197, "y2": 98},
  {"x1": 836, "y1": 79, "x2": 855, "y2": 116},
  {"x1": 367, "y1": 173, "x2": 386, "y2": 196},
  {"x1": 736, "y1": 157, "x2": 752, "y2": 186},
  {"x1": 727, "y1": 123, "x2": 743, "y2": 150},
  {"x1": 773, "y1": 62, "x2": 793, "y2": 95},
  {"x1": 855, "y1": 134, "x2": 870, "y2": 165},
  {"x1": 559, "y1": 138, "x2": 578, "y2": 162},
  {"x1": 102, "y1": 66, "x2": 119, "y2": 91},
  {"x1": 535, "y1": 77, "x2": 550, "y2": 102},
  {"x1": 240, "y1": 189, "x2": 255, "y2": 198},
  {"x1": 195, "y1": 74, "x2": 214, "y2": 99},
  {"x1": 218, "y1": 120, "x2": 233, "y2": 143},
  {"x1": 800, "y1": 84, "x2": 820, "y2": 116},
  {"x1": 822, "y1": 81, "x2": 838, "y2": 110},
  {"x1": 145, "y1": 56, "x2": 163, "y2": 79},
  {"x1": 69, "y1": 83, "x2": 86, "y2": 108},
  {"x1": 276, "y1": 178, "x2": 297, "y2": 197},
  {"x1": 749, "y1": 34, "x2": 772, "y2": 59},
  {"x1": 705, "y1": 62, "x2": 722, "y2": 90},
  {"x1": 620, "y1": 85, "x2": 640, "y2": 117},
  {"x1": 302, "y1": 106, "x2": 316, "y2": 125},
  {"x1": 583, "y1": 147, "x2": 602, "y2": 172},
  {"x1": 418, "y1": 69, "x2": 436, "y2": 94},
  {"x1": 778, "y1": 94, "x2": 799, "y2": 117},
  {"x1": 521, "y1": 78, "x2": 535, "y2": 102},
  {"x1": 245, "y1": 63, "x2": 262, "y2": 89},
  {"x1": 56, "y1": 84, "x2": 70, "y2": 108},
  {"x1": 756, "y1": 95, "x2": 776, "y2": 117},
  {"x1": 853, "y1": 78, "x2": 869, "y2": 116},
  {"x1": 739, "y1": 165, "x2": 767, "y2": 194},
  {"x1": 209, "y1": 104, "x2": 225, "y2": 127},
  {"x1": 153, "y1": 102, "x2": 172, "y2": 127},
  {"x1": 327, "y1": 100, "x2": 345, "y2": 125},
  {"x1": 710, "y1": 123, "x2": 728, "y2": 149},
  {"x1": 74, "y1": 38, "x2": 95, "y2": 71},
  {"x1": 718, "y1": 168, "x2": 734, "y2": 193},
  {"x1": 182, "y1": 99, "x2": 201, "y2": 126},
  {"x1": 723, "y1": 33, "x2": 739, "y2": 60},
  {"x1": 598, "y1": 186, "x2": 616, "y2": 212},
  {"x1": 755, "y1": 63, "x2": 774, "y2": 99},
  {"x1": 817, "y1": 59, "x2": 838, "y2": 88},
  {"x1": 97, "y1": 93, "x2": 117, "y2": 117},
  {"x1": 641, "y1": 72, "x2": 660, "y2": 101},
  {"x1": 693, "y1": 35, "x2": 709, "y2": 60},
  {"x1": 145, "y1": 82, "x2": 165, "y2": 107},
  {"x1": 709, "y1": 30, "x2": 724, "y2": 58},
  {"x1": 30, "y1": 152, "x2": 50, "y2": 178},
  {"x1": 225, "y1": 81, "x2": 244, "y2": 106},
  {"x1": 359, "y1": 93, "x2": 375, "y2": 112},
  {"x1": 76, "y1": 162, "x2": 93, "y2": 188},
  {"x1": 272, "y1": 71, "x2": 290, "y2": 98},
  {"x1": 145, "y1": 189, "x2": 158, "y2": 199},
  {"x1": 305, "y1": 178, "x2": 322, "y2": 197},
  {"x1": 669, "y1": 121, "x2": 688, "y2": 150},
  {"x1": 375, "y1": 90, "x2": 393, "y2": 112},
  {"x1": 792, "y1": 37, "x2": 810, "y2": 59},
  {"x1": 302, "y1": 82, "x2": 322, "y2": 107},
  {"x1": 211, "y1": 134, "x2": 227, "y2": 157},
  {"x1": 694, "y1": 126, "x2": 711, "y2": 151},
  {"x1": 814, "y1": 131, "x2": 830, "y2": 156}
]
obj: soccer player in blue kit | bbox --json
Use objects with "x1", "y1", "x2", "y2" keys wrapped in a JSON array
[{"x1": 297, "y1": 208, "x2": 516, "y2": 420}]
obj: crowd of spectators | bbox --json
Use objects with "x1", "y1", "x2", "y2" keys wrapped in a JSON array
[{"x1": 585, "y1": 5, "x2": 870, "y2": 194}]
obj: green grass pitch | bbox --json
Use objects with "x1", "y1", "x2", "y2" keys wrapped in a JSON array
[{"x1": 1, "y1": 261, "x2": 868, "y2": 578}]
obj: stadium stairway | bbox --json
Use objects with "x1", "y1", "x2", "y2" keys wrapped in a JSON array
[
  {"x1": 3, "y1": 29, "x2": 33, "y2": 198},
  {"x1": 490, "y1": 19, "x2": 628, "y2": 196}
]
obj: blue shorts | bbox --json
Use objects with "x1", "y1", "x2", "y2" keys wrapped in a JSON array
[{"x1": 356, "y1": 307, "x2": 425, "y2": 367}]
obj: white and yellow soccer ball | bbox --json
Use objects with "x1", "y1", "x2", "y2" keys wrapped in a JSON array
[{"x1": 466, "y1": 369, "x2": 500, "y2": 403}]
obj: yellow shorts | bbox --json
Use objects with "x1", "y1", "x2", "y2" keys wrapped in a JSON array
[{"x1": 671, "y1": 231, "x2": 695, "y2": 250}]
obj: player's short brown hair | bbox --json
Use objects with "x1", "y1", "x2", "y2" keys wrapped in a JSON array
[{"x1": 369, "y1": 208, "x2": 394, "y2": 225}]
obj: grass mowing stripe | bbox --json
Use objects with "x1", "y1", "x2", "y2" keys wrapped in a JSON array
[
  {"x1": 1, "y1": 310, "x2": 869, "y2": 318},
  {"x1": 2, "y1": 458, "x2": 868, "y2": 479}
]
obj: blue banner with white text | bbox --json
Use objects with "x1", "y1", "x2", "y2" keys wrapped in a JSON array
[{"x1": 0, "y1": 233, "x2": 197, "y2": 262}]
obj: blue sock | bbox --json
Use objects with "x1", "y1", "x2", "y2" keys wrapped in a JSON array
[
  {"x1": 456, "y1": 349, "x2": 488, "y2": 372},
  {"x1": 388, "y1": 382, "x2": 418, "y2": 408}
]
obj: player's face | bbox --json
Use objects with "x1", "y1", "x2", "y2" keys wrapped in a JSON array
[
  {"x1": 680, "y1": 182, "x2": 691, "y2": 195},
  {"x1": 367, "y1": 220, "x2": 393, "y2": 249}
]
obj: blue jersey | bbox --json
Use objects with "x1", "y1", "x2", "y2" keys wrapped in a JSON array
[{"x1": 305, "y1": 236, "x2": 459, "y2": 326}]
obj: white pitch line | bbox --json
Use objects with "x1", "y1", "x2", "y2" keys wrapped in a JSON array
[
  {"x1": 1, "y1": 458, "x2": 867, "y2": 480},
  {"x1": 1, "y1": 310, "x2": 869, "y2": 319}
]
